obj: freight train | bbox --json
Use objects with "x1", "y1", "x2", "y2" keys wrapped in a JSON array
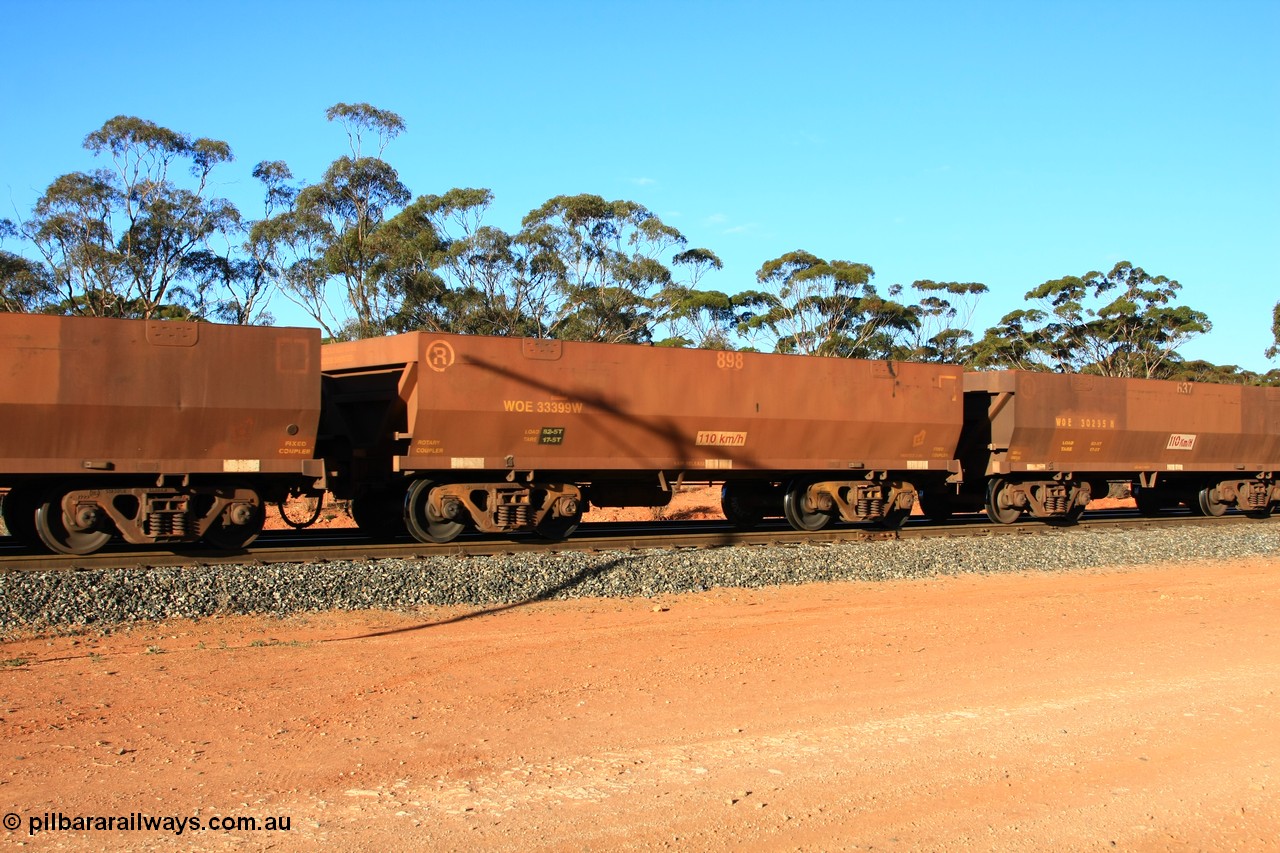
[{"x1": 2, "y1": 314, "x2": 1277, "y2": 555}]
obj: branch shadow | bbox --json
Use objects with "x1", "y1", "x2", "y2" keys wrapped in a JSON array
[
  {"x1": 460, "y1": 351, "x2": 770, "y2": 476},
  {"x1": 325, "y1": 552, "x2": 634, "y2": 642}
]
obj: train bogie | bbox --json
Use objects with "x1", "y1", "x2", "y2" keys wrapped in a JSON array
[
  {"x1": 0, "y1": 315, "x2": 324, "y2": 553},
  {"x1": 320, "y1": 332, "x2": 966, "y2": 541}
]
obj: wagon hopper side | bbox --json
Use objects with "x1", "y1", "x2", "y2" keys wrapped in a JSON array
[
  {"x1": 0, "y1": 315, "x2": 324, "y2": 554},
  {"x1": 954, "y1": 370, "x2": 1280, "y2": 523},
  {"x1": 320, "y1": 333, "x2": 965, "y2": 542}
]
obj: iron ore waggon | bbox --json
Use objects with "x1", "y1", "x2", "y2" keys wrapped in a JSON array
[
  {"x1": 319, "y1": 332, "x2": 966, "y2": 542},
  {"x1": 0, "y1": 314, "x2": 323, "y2": 554},
  {"x1": 3, "y1": 315, "x2": 1277, "y2": 557},
  {"x1": 929, "y1": 370, "x2": 1280, "y2": 523}
]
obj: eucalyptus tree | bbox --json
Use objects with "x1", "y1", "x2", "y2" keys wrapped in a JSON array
[
  {"x1": 517, "y1": 194, "x2": 687, "y2": 343},
  {"x1": 186, "y1": 160, "x2": 298, "y2": 325},
  {"x1": 969, "y1": 308, "x2": 1052, "y2": 371},
  {"x1": 0, "y1": 219, "x2": 53, "y2": 312},
  {"x1": 380, "y1": 188, "x2": 544, "y2": 337},
  {"x1": 1268, "y1": 301, "x2": 1280, "y2": 360},
  {"x1": 23, "y1": 116, "x2": 237, "y2": 319},
  {"x1": 435, "y1": 224, "x2": 543, "y2": 337},
  {"x1": 368, "y1": 193, "x2": 450, "y2": 334},
  {"x1": 737, "y1": 250, "x2": 918, "y2": 358},
  {"x1": 902, "y1": 279, "x2": 989, "y2": 363},
  {"x1": 652, "y1": 248, "x2": 738, "y2": 349},
  {"x1": 972, "y1": 261, "x2": 1210, "y2": 378},
  {"x1": 1169, "y1": 359, "x2": 1256, "y2": 384},
  {"x1": 252, "y1": 201, "x2": 339, "y2": 337},
  {"x1": 268, "y1": 103, "x2": 412, "y2": 339}
]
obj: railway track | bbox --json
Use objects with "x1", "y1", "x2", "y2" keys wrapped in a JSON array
[{"x1": 0, "y1": 509, "x2": 1268, "y2": 572}]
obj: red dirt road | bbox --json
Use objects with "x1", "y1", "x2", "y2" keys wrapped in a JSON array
[{"x1": 2, "y1": 558, "x2": 1278, "y2": 851}]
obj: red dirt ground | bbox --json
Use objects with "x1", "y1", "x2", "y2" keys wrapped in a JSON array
[{"x1": 2, "y1": 554, "x2": 1276, "y2": 850}]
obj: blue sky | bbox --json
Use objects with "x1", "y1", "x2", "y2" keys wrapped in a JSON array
[{"x1": 2, "y1": 0, "x2": 1277, "y2": 369}]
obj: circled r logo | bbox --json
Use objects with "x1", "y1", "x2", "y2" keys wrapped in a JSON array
[{"x1": 426, "y1": 340, "x2": 456, "y2": 372}]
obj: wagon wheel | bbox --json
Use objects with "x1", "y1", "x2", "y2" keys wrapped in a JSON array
[
  {"x1": 203, "y1": 487, "x2": 265, "y2": 550},
  {"x1": 404, "y1": 479, "x2": 465, "y2": 544},
  {"x1": 876, "y1": 504, "x2": 913, "y2": 530},
  {"x1": 1197, "y1": 486, "x2": 1228, "y2": 518},
  {"x1": 276, "y1": 492, "x2": 324, "y2": 529},
  {"x1": 535, "y1": 501, "x2": 583, "y2": 542},
  {"x1": 1, "y1": 486, "x2": 41, "y2": 546},
  {"x1": 34, "y1": 487, "x2": 113, "y2": 556},
  {"x1": 984, "y1": 478, "x2": 1022, "y2": 525},
  {"x1": 782, "y1": 480, "x2": 832, "y2": 532},
  {"x1": 720, "y1": 483, "x2": 764, "y2": 530}
]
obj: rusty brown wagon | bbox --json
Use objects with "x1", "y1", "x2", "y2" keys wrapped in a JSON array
[
  {"x1": 935, "y1": 370, "x2": 1280, "y2": 524},
  {"x1": 0, "y1": 315, "x2": 323, "y2": 554},
  {"x1": 320, "y1": 332, "x2": 966, "y2": 543}
]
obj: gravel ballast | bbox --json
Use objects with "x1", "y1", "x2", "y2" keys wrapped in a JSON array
[{"x1": 2, "y1": 525, "x2": 1278, "y2": 632}]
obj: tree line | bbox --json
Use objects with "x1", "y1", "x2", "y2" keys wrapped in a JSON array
[{"x1": 2, "y1": 104, "x2": 1277, "y2": 384}]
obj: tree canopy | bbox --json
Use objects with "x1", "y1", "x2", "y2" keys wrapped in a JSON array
[
  {"x1": 21, "y1": 116, "x2": 236, "y2": 319},
  {"x1": 737, "y1": 251, "x2": 918, "y2": 358},
  {"x1": 2, "y1": 108, "x2": 1270, "y2": 383},
  {"x1": 971, "y1": 262, "x2": 1211, "y2": 380}
]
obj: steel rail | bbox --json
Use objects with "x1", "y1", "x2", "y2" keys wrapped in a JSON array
[{"x1": 0, "y1": 510, "x2": 1270, "y2": 573}]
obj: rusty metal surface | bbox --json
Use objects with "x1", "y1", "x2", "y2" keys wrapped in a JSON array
[
  {"x1": 322, "y1": 333, "x2": 965, "y2": 478},
  {"x1": 0, "y1": 315, "x2": 322, "y2": 477},
  {"x1": 964, "y1": 371, "x2": 1280, "y2": 475}
]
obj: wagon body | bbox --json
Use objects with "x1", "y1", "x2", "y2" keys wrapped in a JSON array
[
  {"x1": 0, "y1": 315, "x2": 322, "y2": 553},
  {"x1": 956, "y1": 370, "x2": 1280, "y2": 521},
  {"x1": 321, "y1": 332, "x2": 965, "y2": 539},
  {"x1": 321, "y1": 332, "x2": 964, "y2": 478},
  {"x1": 0, "y1": 314, "x2": 322, "y2": 478},
  {"x1": 964, "y1": 371, "x2": 1280, "y2": 476}
]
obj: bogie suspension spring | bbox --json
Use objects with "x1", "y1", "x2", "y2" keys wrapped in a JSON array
[
  {"x1": 856, "y1": 497, "x2": 884, "y2": 518},
  {"x1": 143, "y1": 496, "x2": 189, "y2": 538},
  {"x1": 1244, "y1": 482, "x2": 1269, "y2": 510}
]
